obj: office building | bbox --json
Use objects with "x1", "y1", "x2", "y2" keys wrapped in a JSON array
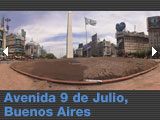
[
  {"x1": 116, "y1": 22, "x2": 149, "y2": 56},
  {"x1": 147, "y1": 16, "x2": 160, "y2": 56},
  {"x1": 0, "y1": 27, "x2": 7, "y2": 59},
  {"x1": 6, "y1": 33, "x2": 25, "y2": 57}
]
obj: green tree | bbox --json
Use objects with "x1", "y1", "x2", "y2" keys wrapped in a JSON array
[
  {"x1": 136, "y1": 50, "x2": 150, "y2": 58},
  {"x1": 46, "y1": 53, "x2": 56, "y2": 59}
]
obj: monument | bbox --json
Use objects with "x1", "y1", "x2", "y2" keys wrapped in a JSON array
[{"x1": 66, "y1": 11, "x2": 73, "y2": 58}]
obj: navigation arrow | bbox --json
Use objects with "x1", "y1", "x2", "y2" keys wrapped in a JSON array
[
  {"x1": 152, "y1": 47, "x2": 157, "y2": 56},
  {"x1": 3, "y1": 47, "x2": 8, "y2": 56}
]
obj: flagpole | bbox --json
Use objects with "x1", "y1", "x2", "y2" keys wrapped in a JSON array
[{"x1": 85, "y1": 18, "x2": 88, "y2": 57}]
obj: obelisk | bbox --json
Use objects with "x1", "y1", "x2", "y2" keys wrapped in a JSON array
[{"x1": 66, "y1": 11, "x2": 73, "y2": 58}]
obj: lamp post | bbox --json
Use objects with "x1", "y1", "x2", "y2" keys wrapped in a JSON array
[{"x1": 5, "y1": 18, "x2": 11, "y2": 34}]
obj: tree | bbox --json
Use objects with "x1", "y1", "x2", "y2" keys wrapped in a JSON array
[
  {"x1": 46, "y1": 53, "x2": 56, "y2": 59},
  {"x1": 74, "y1": 54, "x2": 79, "y2": 58},
  {"x1": 136, "y1": 50, "x2": 150, "y2": 58},
  {"x1": 136, "y1": 50, "x2": 145, "y2": 58}
]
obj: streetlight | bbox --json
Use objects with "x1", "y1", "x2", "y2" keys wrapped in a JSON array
[{"x1": 5, "y1": 18, "x2": 11, "y2": 34}]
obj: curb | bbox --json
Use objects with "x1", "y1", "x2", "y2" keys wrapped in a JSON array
[{"x1": 10, "y1": 63, "x2": 159, "y2": 85}]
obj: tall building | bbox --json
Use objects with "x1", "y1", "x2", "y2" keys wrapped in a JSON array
[
  {"x1": 0, "y1": 29, "x2": 3, "y2": 57},
  {"x1": 0, "y1": 27, "x2": 7, "y2": 58},
  {"x1": 6, "y1": 33, "x2": 25, "y2": 57},
  {"x1": 66, "y1": 11, "x2": 73, "y2": 58},
  {"x1": 147, "y1": 16, "x2": 160, "y2": 55}
]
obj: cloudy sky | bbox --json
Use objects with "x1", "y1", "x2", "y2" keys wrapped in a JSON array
[{"x1": 0, "y1": 11, "x2": 159, "y2": 58}]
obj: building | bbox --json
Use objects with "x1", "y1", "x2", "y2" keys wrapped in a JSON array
[
  {"x1": 75, "y1": 33, "x2": 115, "y2": 57},
  {"x1": 82, "y1": 42, "x2": 91, "y2": 57},
  {"x1": 116, "y1": 22, "x2": 149, "y2": 56},
  {"x1": 75, "y1": 43, "x2": 83, "y2": 57},
  {"x1": 40, "y1": 46, "x2": 47, "y2": 57},
  {"x1": 111, "y1": 43, "x2": 117, "y2": 56},
  {"x1": 90, "y1": 34, "x2": 100, "y2": 56},
  {"x1": 25, "y1": 40, "x2": 47, "y2": 58},
  {"x1": 25, "y1": 40, "x2": 38, "y2": 58},
  {"x1": 147, "y1": 16, "x2": 160, "y2": 56},
  {"x1": 6, "y1": 33, "x2": 25, "y2": 58},
  {"x1": 0, "y1": 27, "x2": 7, "y2": 59},
  {"x1": 98, "y1": 40, "x2": 112, "y2": 56},
  {"x1": 116, "y1": 31, "x2": 149, "y2": 56}
]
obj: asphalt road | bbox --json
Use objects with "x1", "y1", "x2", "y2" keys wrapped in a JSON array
[{"x1": 0, "y1": 62, "x2": 160, "y2": 90}]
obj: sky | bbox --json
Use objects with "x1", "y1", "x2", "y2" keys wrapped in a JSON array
[{"x1": 0, "y1": 11, "x2": 160, "y2": 58}]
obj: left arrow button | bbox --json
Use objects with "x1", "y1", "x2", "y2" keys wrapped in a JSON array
[{"x1": 3, "y1": 47, "x2": 8, "y2": 56}]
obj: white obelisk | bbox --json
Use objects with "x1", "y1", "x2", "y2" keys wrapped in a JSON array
[{"x1": 66, "y1": 11, "x2": 73, "y2": 58}]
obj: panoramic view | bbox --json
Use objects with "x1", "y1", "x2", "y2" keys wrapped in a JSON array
[{"x1": 0, "y1": 11, "x2": 160, "y2": 90}]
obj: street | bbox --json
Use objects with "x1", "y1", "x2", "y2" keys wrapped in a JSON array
[{"x1": 0, "y1": 62, "x2": 160, "y2": 90}]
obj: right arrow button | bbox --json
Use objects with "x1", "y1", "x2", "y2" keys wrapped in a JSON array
[{"x1": 152, "y1": 47, "x2": 157, "y2": 56}]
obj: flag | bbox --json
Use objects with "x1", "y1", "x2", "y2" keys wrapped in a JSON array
[{"x1": 85, "y1": 17, "x2": 97, "y2": 26}]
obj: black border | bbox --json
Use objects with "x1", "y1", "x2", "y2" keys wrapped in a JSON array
[{"x1": 0, "y1": 0, "x2": 160, "y2": 11}]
